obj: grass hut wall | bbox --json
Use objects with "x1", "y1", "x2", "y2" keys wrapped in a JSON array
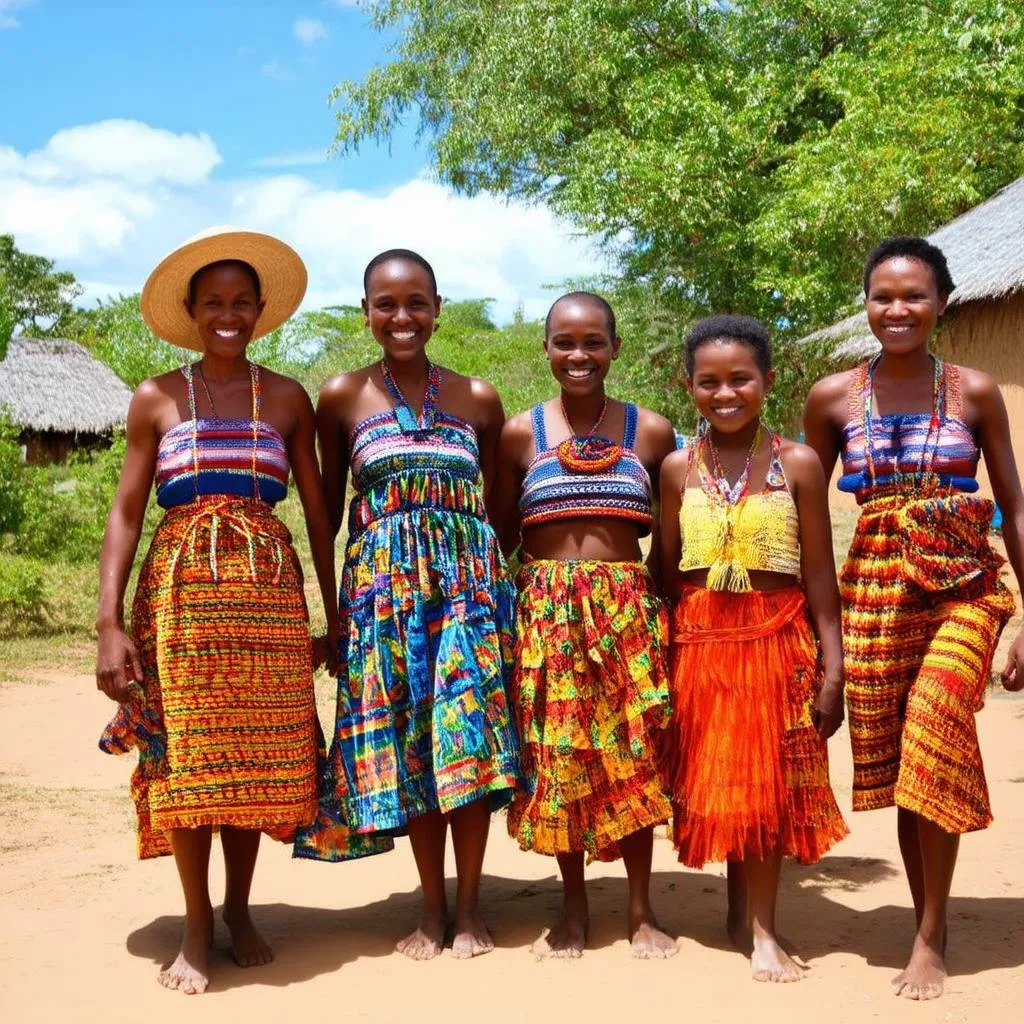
[
  {"x1": 799, "y1": 174, "x2": 1024, "y2": 507},
  {"x1": 0, "y1": 337, "x2": 132, "y2": 464}
]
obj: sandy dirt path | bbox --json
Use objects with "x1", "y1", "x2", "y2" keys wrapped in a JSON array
[{"x1": 1, "y1": 666, "x2": 1022, "y2": 1024}]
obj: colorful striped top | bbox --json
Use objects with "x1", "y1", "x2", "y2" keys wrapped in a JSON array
[
  {"x1": 839, "y1": 358, "x2": 979, "y2": 504},
  {"x1": 347, "y1": 406, "x2": 485, "y2": 538},
  {"x1": 519, "y1": 401, "x2": 653, "y2": 535},
  {"x1": 155, "y1": 363, "x2": 289, "y2": 509}
]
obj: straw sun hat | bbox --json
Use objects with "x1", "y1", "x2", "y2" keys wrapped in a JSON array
[{"x1": 140, "y1": 226, "x2": 308, "y2": 351}]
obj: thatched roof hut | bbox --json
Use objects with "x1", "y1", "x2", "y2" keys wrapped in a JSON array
[
  {"x1": 799, "y1": 175, "x2": 1024, "y2": 502},
  {"x1": 0, "y1": 337, "x2": 132, "y2": 464}
]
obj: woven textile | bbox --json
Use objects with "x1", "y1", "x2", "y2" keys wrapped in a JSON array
[
  {"x1": 507, "y1": 559, "x2": 671, "y2": 862},
  {"x1": 519, "y1": 403, "x2": 653, "y2": 534},
  {"x1": 99, "y1": 496, "x2": 319, "y2": 859},
  {"x1": 840, "y1": 492, "x2": 1014, "y2": 832},
  {"x1": 663, "y1": 585, "x2": 847, "y2": 866},
  {"x1": 294, "y1": 405, "x2": 519, "y2": 861}
]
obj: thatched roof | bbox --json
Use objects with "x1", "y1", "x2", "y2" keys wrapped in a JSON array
[
  {"x1": 0, "y1": 337, "x2": 132, "y2": 433},
  {"x1": 799, "y1": 174, "x2": 1024, "y2": 356}
]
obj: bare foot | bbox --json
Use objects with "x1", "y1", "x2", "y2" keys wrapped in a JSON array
[
  {"x1": 751, "y1": 932, "x2": 803, "y2": 983},
  {"x1": 158, "y1": 915, "x2": 212, "y2": 995},
  {"x1": 452, "y1": 906, "x2": 495, "y2": 959},
  {"x1": 532, "y1": 910, "x2": 588, "y2": 959},
  {"x1": 396, "y1": 911, "x2": 446, "y2": 961},
  {"x1": 727, "y1": 912, "x2": 753, "y2": 954},
  {"x1": 629, "y1": 917, "x2": 679, "y2": 960},
  {"x1": 891, "y1": 937, "x2": 946, "y2": 1000},
  {"x1": 224, "y1": 908, "x2": 274, "y2": 968}
]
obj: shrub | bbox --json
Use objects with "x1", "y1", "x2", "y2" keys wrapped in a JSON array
[{"x1": 0, "y1": 555, "x2": 49, "y2": 634}]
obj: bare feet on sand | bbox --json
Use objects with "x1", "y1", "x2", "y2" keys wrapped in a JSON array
[
  {"x1": 396, "y1": 911, "x2": 446, "y2": 961},
  {"x1": 224, "y1": 908, "x2": 274, "y2": 968},
  {"x1": 533, "y1": 900, "x2": 589, "y2": 959},
  {"x1": 750, "y1": 932, "x2": 803, "y2": 983},
  {"x1": 629, "y1": 909, "x2": 678, "y2": 960},
  {"x1": 891, "y1": 936, "x2": 946, "y2": 1000},
  {"x1": 158, "y1": 914, "x2": 213, "y2": 995},
  {"x1": 452, "y1": 906, "x2": 495, "y2": 959}
]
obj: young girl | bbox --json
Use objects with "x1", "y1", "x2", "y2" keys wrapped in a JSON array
[
  {"x1": 490, "y1": 291, "x2": 678, "y2": 959},
  {"x1": 294, "y1": 249, "x2": 520, "y2": 960},
  {"x1": 804, "y1": 236, "x2": 1023, "y2": 1001},
  {"x1": 96, "y1": 227, "x2": 338, "y2": 995},
  {"x1": 659, "y1": 315, "x2": 848, "y2": 983}
]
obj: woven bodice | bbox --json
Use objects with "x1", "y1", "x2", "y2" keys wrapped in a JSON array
[
  {"x1": 839, "y1": 358, "x2": 979, "y2": 504},
  {"x1": 519, "y1": 402, "x2": 653, "y2": 535},
  {"x1": 346, "y1": 409, "x2": 485, "y2": 537},
  {"x1": 155, "y1": 363, "x2": 288, "y2": 509},
  {"x1": 679, "y1": 434, "x2": 800, "y2": 591}
]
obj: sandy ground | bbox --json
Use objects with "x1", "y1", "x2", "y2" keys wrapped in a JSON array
[{"x1": 0, "y1": 663, "x2": 1021, "y2": 1024}]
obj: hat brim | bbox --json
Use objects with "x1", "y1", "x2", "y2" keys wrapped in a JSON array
[{"x1": 140, "y1": 229, "x2": 308, "y2": 351}]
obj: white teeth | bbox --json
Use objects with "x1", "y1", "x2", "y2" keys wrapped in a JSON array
[
  {"x1": 567, "y1": 368, "x2": 593, "y2": 377},
  {"x1": 391, "y1": 331, "x2": 416, "y2": 340},
  {"x1": 214, "y1": 329, "x2": 239, "y2": 338}
]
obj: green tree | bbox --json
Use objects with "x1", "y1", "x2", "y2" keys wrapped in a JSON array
[
  {"x1": 331, "y1": 1, "x2": 1024, "y2": 333},
  {"x1": 0, "y1": 234, "x2": 83, "y2": 348}
]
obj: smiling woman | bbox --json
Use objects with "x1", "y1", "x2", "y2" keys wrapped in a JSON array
[{"x1": 94, "y1": 226, "x2": 344, "y2": 996}]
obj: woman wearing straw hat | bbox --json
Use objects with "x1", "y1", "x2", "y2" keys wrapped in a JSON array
[{"x1": 94, "y1": 227, "x2": 360, "y2": 995}]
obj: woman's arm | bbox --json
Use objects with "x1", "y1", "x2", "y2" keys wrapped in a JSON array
[
  {"x1": 488, "y1": 415, "x2": 529, "y2": 558},
  {"x1": 657, "y1": 450, "x2": 687, "y2": 606},
  {"x1": 802, "y1": 375, "x2": 847, "y2": 480},
  {"x1": 785, "y1": 443, "x2": 845, "y2": 739},
  {"x1": 641, "y1": 411, "x2": 680, "y2": 590},
  {"x1": 970, "y1": 370, "x2": 1024, "y2": 689},
  {"x1": 95, "y1": 382, "x2": 161, "y2": 702},
  {"x1": 315, "y1": 376, "x2": 353, "y2": 540},
  {"x1": 286, "y1": 381, "x2": 340, "y2": 668}
]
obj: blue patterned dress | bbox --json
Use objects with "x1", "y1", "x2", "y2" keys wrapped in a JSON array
[{"x1": 295, "y1": 363, "x2": 519, "y2": 861}]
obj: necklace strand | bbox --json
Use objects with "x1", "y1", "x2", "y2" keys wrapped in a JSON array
[{"x1": 700, "y1": 423, "x2": 763, "y2": 506}]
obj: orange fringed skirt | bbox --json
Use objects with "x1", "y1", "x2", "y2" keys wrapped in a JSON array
[
  {"x1": 507, "y1": 560, "x2": 672, "y2": 862},
  {"x1": 663, "y1": 585, "x2": 847, "y2": 867}
]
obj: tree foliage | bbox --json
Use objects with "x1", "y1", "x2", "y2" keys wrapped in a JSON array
[
  {"x1": 0, "y1": 234, "x2": 83, "y2": 350},
  {"x1": 331, "y1": 0, "x2": 1024, "y2": 332}
]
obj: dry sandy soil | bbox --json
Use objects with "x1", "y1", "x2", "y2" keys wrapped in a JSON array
[{"x1": 1, "y1": 542, "x2": 1022, "y2": 1023}]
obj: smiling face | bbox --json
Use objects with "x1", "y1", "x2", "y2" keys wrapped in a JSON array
[
  {"x1": 185, "y1": 262, "x2": 264, "y2": 357},
  {"x1": 544, "y1": 297, "x2": 620, "y2": 395},
  {"x1": 865, "y1": 256, "x2": 948, "y2": 355},
  {"x1": 363, "y1": 258, "x2": 441, "y2": 362},
  {"x1": 687, "y1": 339, "x2": 774, "y2": 434}
]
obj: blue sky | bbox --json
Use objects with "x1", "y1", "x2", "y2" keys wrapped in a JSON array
[{"x1": 0, "y1": 0, "x2": 603, "y2": 322}]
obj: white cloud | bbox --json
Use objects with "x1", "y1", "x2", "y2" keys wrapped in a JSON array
[
  {"x1": 0, "y1": 120, "x2": 221, "y2": 186},
  {"x1": 293, "y1": 17, "x2": 327, "y2": 45},
  {"x1": 0, "y1": 0, "x2": 35, "y2": 30},
  {"x1": 0, "y1": 119, "x2": 604, "y2": 325},
  {"x1": 260, "y1": 59, "x2": 292, "y2": 81},
  {"x1": 251, "y1": 149, "x2": 328, "y2": 169}
]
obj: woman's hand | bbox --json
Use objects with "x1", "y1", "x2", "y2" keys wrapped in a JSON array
[
  {"x1": 96, "y1": 625, "x2": 143, "y2": 703},
  {"x1": 1001, "y1": 627, "x2": 1024, "y2": 692},
  {"x1": 813, "y1": 671, "x2": 845, "y2": 741}
]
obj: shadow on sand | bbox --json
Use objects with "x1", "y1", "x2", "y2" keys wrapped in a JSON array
[{"x1": 125, "y1": 854, "x2": 1024, "y2": 991}]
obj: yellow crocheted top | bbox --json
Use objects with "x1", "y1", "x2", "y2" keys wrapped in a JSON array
[{"x1": 679, "y1": 439, "x2": 800, "y2": 592}]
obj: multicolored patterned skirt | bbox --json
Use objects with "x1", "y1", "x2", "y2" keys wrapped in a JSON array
[
  {"x1": 507, "y1": 560, "x2": 671, "y2": 862},
  {"x1": 294, "y1": 507, "x2": 520, "y2": 862},
  {"x1": 663, "y1": 585, "x2": 848, "y2": 867},
  {"x1": 841, "y1": 491, "x2": 1014, "y2": 833},
  {"x1": 99, "y1": 496, "x2": 319, "y2": 860}
]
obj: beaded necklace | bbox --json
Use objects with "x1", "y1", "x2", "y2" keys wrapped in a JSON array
[
  {"x1": 556, "y1": 394, "x2": 621, "y2": 474},
  {"x1": 862, "y1": 353, "x2": 943, "y2": 487},
  {"x1": 698, "y1": 423, "x2": 763, "y2": 506},
  {"x1": 380, "y1": 358, "x2": 440, "y2": 434}
]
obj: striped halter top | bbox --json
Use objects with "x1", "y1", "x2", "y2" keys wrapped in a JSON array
[
  {"x1": 838, "y1": 356, "x2": 979, "y2": 504},
  {"x1": 519, "y1": 401, "x2": 653, "y2": 535},
  {"x1": 155, "y1": 362, "x2": 289, "y2": 509}
]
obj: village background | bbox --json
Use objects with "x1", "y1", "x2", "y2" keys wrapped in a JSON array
[{"x1": 2, "y1": 3, "x2": 1023, "y2": 1022}]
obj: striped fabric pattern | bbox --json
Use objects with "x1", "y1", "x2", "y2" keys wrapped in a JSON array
[{"x1": 520, "y1": 402, "x2": 653, "y2": 534}]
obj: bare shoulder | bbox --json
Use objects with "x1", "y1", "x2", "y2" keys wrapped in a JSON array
[
  {"x1": 956, "y1": 364, "x2": 1000, "y2": 403},
  {"x1": 318, "y1": 366, "x2": 374, "y2": 405},
  {"x1": 634, "y1": 403, "x2": 675, "y2": 440},
  {"x1": 258, "y1": 367, "x2": 312, "y2": 403},
  {"x1": 660, "y1": 446, "x2": 690, "y2": 484},
  {"x1": 778, "y1": 437, "x2": 825, "y2": 478},
  {"x1": 806, "y1": 367, "x2": 856, "y2": 404},
  {"x1": 499, "y1": 408, "x2": 535, "y2": 461},
  {"x1": 466, "y1": 374, "x2": 502, "y2": 409}
]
